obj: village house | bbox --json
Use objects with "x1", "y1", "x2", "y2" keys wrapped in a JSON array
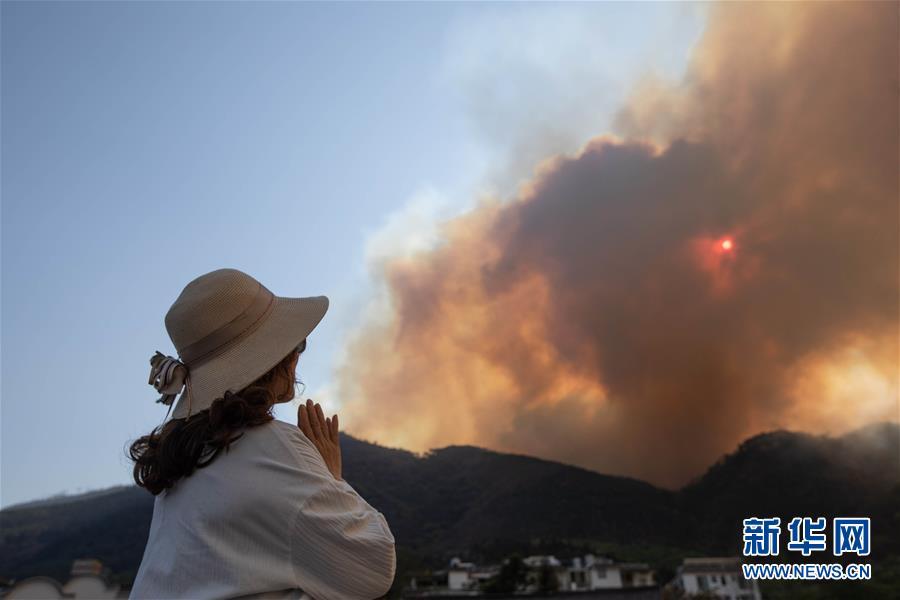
[
  {"x1": 548, "y1": 554, "x2": 656, "y2": 591},
  {"x1": 406, "y1": 553, "x2": 657, "y2": 597},
  {"x1": 447, "y1": 557, "x2": 500, "y2": 592},
  {"x1": 669, "y1": 557, "x2": 761, "y2": 600},
  {"x1": 3, "y1": 559, "x2": 128, "y2": 599}
]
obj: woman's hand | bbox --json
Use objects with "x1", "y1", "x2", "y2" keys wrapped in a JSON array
[{"x1": 298, "y1": 399, "x2": 342, "y2": 481}]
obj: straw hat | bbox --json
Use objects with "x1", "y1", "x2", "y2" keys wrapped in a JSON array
[{"x1": 147, "y1": 268, "x2": 329, "y2": 420}]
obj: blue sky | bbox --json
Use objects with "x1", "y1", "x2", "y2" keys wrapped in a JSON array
[{"x1": 1, "y1": 1, "x2": 706, "y2": 508}]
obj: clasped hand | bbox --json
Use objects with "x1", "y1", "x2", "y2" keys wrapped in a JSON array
[{"x1": 298, "y1": 399, "x2": 342, "y2": 481}]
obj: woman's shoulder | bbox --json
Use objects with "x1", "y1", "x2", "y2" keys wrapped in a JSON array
[
  {"x1": 251, "y1": 418, "x2": 319, "y2": 463},
  {"x1": 240, "y1": 419, "x2": 340, "y2": 501},
  {"x1": 265, "y1": 417, "x2": 311, "y2": 445}
]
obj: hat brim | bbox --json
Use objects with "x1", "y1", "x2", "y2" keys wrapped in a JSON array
[{"x1": 170, "y1": 294, "x2": 329, "y2": 420}]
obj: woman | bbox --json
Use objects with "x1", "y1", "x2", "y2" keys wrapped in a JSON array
[{"x1": 128, "y1": 268, "x2": 395, "y2": 600}]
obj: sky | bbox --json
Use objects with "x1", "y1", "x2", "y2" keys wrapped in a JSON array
[{"x1": 1, "y1": 2, "x2": 707, "y2": 508}]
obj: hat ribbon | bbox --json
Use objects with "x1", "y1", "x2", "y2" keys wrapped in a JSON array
[{"x1": 148, "y1": 351, "x2": 188, "y2": 406}]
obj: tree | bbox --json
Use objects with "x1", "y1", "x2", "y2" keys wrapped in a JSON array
[
  {"x1": 537, "y1": 564, "x2": 559, "y2": 592},
  {"x1": 482, "y1": 554, "x2": 527, "y2": 593}
]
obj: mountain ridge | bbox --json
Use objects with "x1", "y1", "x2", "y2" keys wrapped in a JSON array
[
  {"x1": 7, "y1": 421, "x2": 896, "y2": 512},
  {"x1": 1, "y1": 421, "x2": 897, "y2": 591}
]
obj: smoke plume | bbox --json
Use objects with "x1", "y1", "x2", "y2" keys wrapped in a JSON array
[{"x1": 336, "y1": 2, "x2": 899, "y2": 487}]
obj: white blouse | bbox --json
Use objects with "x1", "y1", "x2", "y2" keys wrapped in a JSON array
[{"x1": 130, "y1": 419, "x2": 396, "y2": 600}]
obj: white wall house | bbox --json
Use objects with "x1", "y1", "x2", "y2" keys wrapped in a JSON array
[
  {"x1": 672, "y1": 557, "x2": 761, "y2": 600},
  {"x1": 412, "y1": 553, "x2": 656, "y2": 596},
  {"x1": 587, "y1": 556, "x2": 624, "y2": 589},
  {"x1": 446, "y1": 556, "x2": 498, "y2": 592},
  {"x1": 545, "y1": 554, "x2": 656, "y2": 591}
]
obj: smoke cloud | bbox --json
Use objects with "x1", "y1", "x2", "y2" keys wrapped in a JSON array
[{"x1": 335, "y1": 2, "x2": 899, "y2": 487}]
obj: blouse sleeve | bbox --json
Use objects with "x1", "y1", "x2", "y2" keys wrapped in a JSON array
[{"x1": 277, "y1": 424, "x2": 397, "y2": 600}]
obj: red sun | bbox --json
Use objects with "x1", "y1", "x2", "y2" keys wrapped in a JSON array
[{"x1": 720, "y1": 238, "x2": 734, "y2": 251}]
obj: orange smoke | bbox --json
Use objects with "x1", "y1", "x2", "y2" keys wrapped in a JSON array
[{"x1": 335, "y1": 2, "x2": 899, "y2": 487}]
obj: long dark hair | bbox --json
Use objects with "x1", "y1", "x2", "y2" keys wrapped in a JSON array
[{"x1": 129, "y1": 343, "x2": 304, "y2": 495}]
